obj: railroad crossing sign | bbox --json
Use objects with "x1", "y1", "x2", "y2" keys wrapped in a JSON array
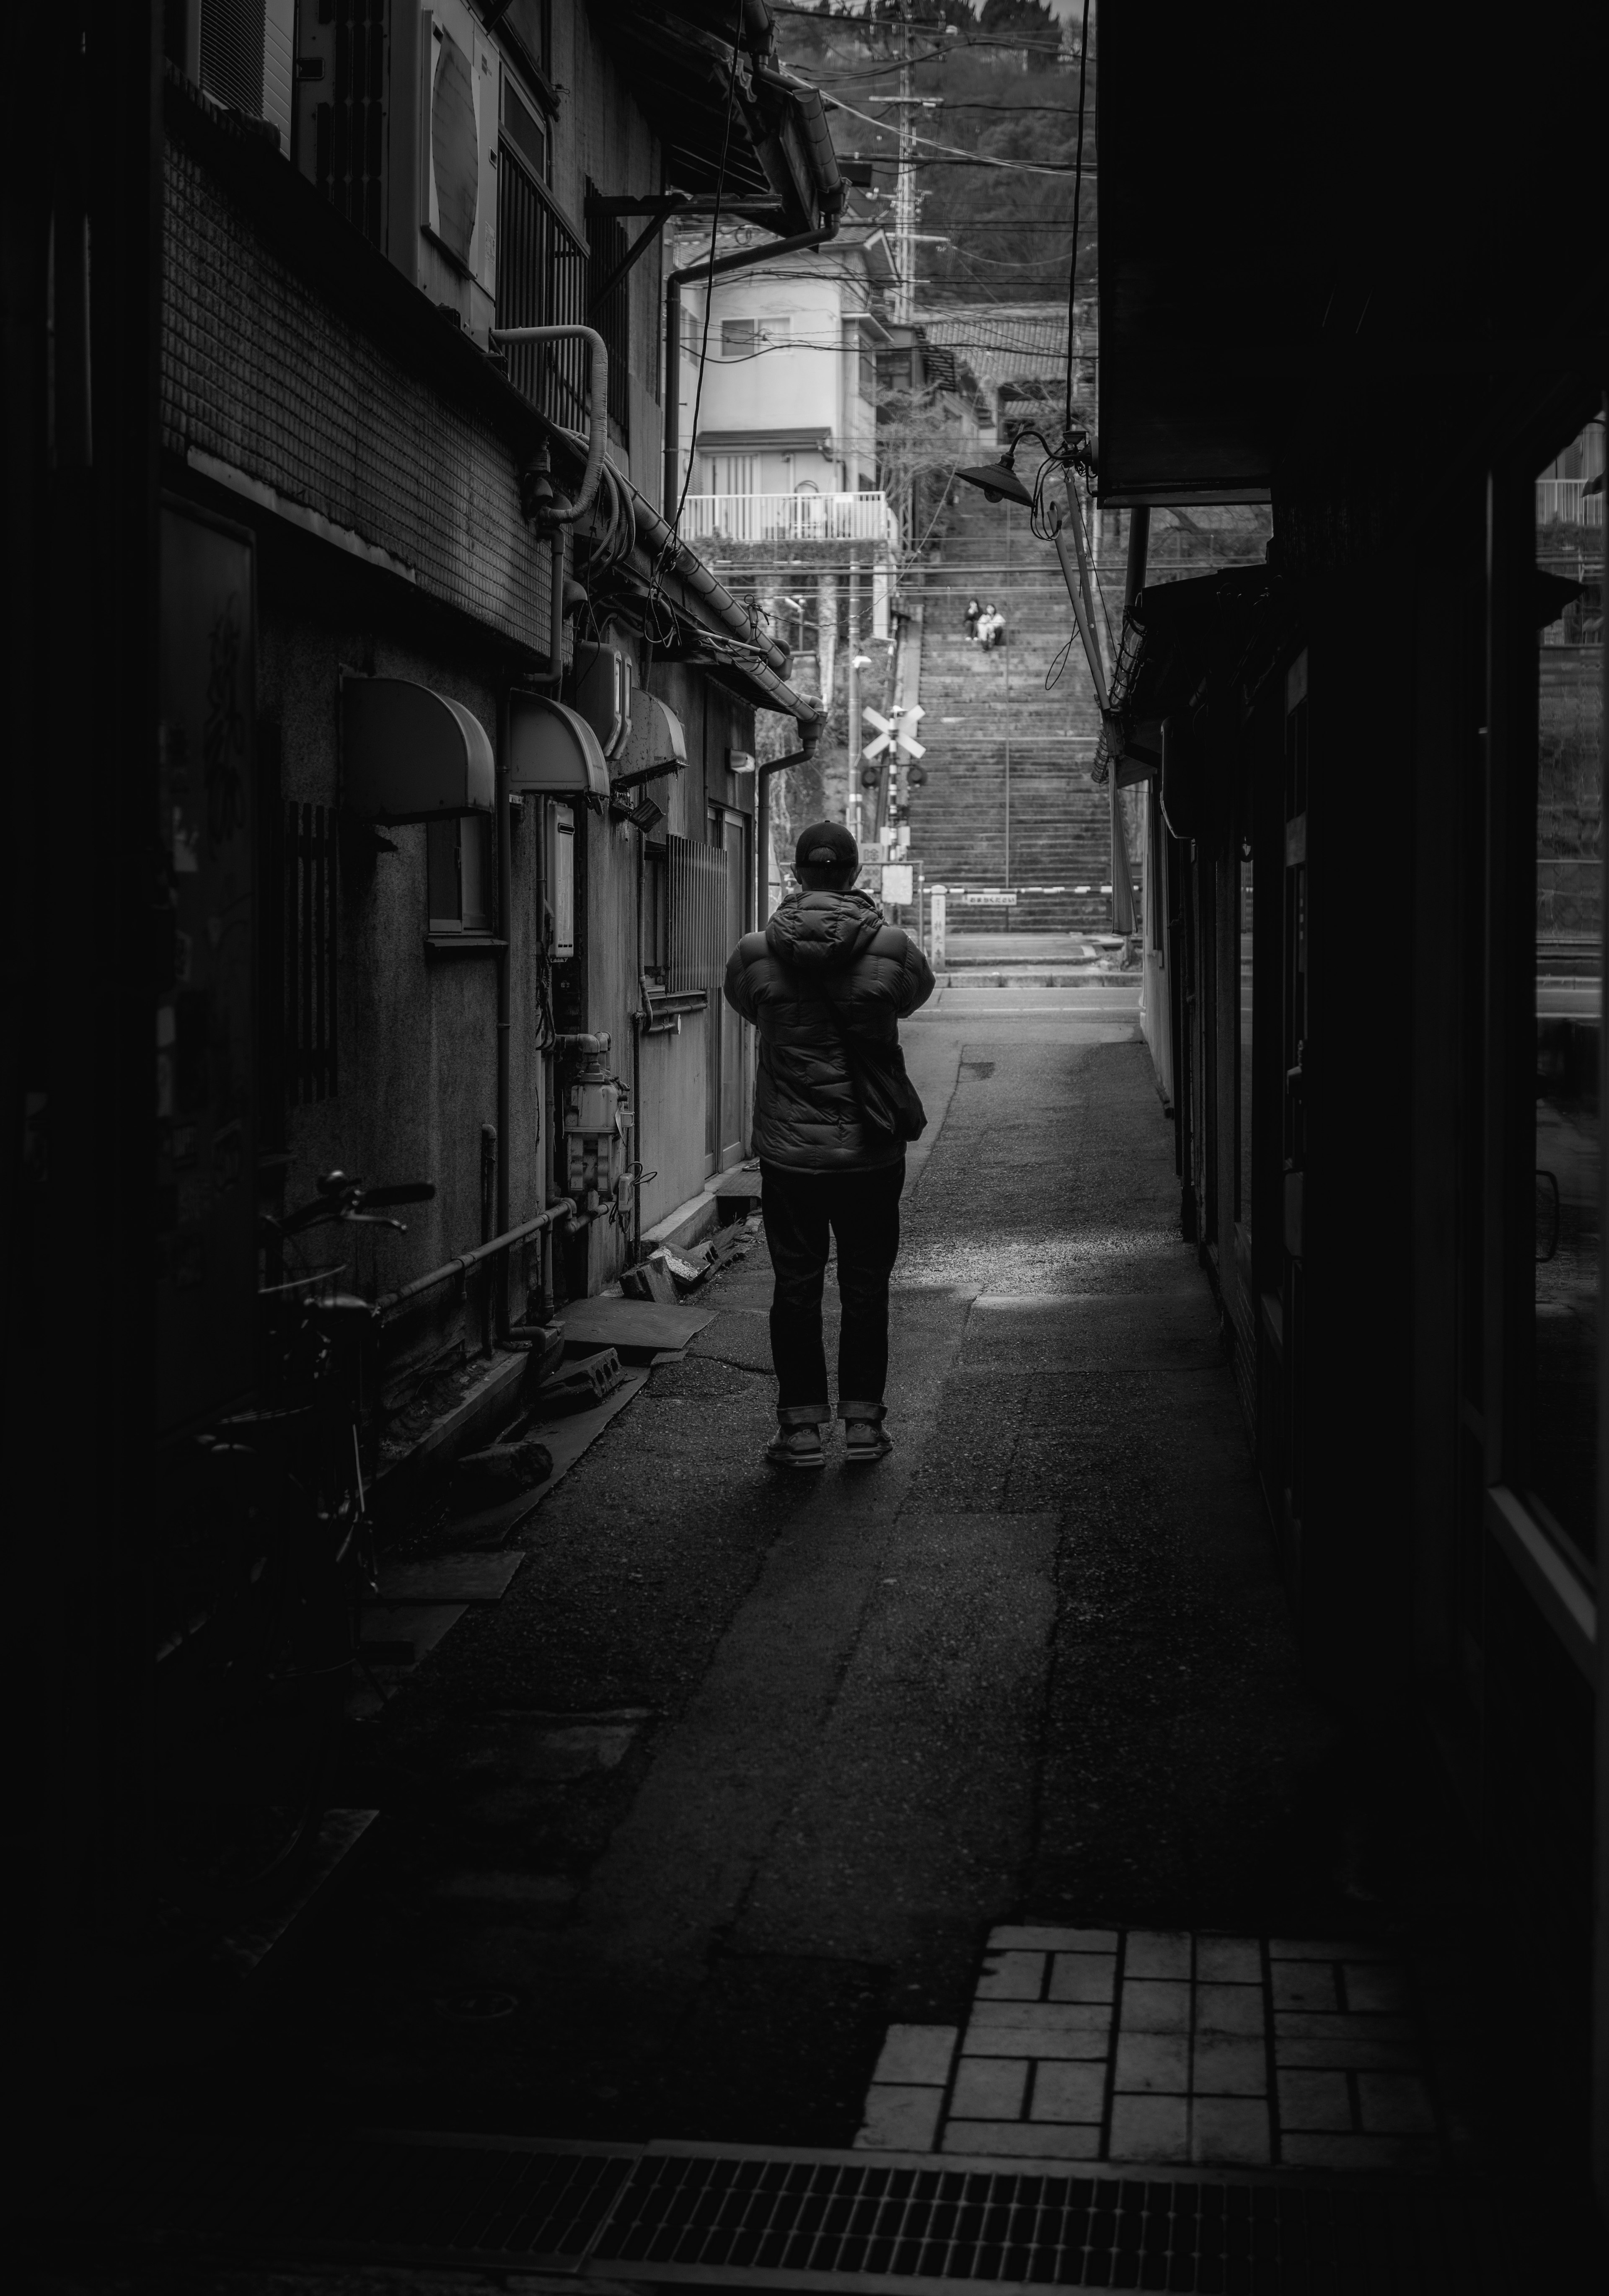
[{"x1": 861, "y1": 703, "x2": 926, "y2": 762}]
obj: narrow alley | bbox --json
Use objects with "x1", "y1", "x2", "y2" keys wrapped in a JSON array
[{"x1": 58, "y1": 988, "x2": 1558, "y2": 2290}]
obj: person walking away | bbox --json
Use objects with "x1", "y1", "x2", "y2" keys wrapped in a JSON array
[
  {"x1": 963, "y1": 595, "x2": 981, "y2": 641},
  {"x1": 724, "y1": 822, "x2": 935, "y2": 1468}
]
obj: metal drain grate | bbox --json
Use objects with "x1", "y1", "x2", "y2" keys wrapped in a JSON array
[
  {"x1": 594, "y1": 2153, "x2": 1493, "y2": 2294},
  {"x1": 67, "y1": 2132, "x2": 1516, "y2": 2292}
]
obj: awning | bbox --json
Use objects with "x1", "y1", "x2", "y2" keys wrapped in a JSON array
[
  {"x1": 342, "y1": 676, "x2": 494, "y2": 823},
  {"x1": 613, "y1": 695, "x2": 689, "y2": 790},
  {"x1": 508, "y1": 695, "x2": 610, "y2": 799}
]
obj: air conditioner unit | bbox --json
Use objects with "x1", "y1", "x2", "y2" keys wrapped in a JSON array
[
  {"x1": 291, "y1": 1, "x2": 498, "y2": 325},
  {"x1": 422, "y1": 3, "x2": 499, "y2": 311}
]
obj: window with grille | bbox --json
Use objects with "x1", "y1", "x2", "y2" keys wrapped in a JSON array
[
  {"x1": 585, "y1": 184, "x2": 632, "y2": 436},
  {"x1": 497, "y1": 123, "x2": 589, "y2": 430},
  {"x1": 285, "y1": 802, "x2": 338, "y2": 1105},
  {"x1": 667, "y1": 835, "x2": 727, "y2": 994}
]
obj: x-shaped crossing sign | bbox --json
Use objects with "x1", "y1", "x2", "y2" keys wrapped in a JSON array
[{"x1": 861, "y1": 703, "x2": 926, "y2": 762}]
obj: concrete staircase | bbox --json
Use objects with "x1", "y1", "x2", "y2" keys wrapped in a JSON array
[{"x1": 908, "y1": 486, "x2": 1112, "y2": 935}]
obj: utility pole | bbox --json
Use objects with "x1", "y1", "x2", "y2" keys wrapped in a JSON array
[{"x1": 892, "y1": 0, "x2": 915, "y2": 326}]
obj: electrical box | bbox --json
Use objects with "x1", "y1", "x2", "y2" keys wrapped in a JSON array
[
  {"x1": 557, "y1": 1034, "x2": 632, "y2": 1211},
  {"x1": 547, "y1": 800, "x2": 575, "y2": 958}
]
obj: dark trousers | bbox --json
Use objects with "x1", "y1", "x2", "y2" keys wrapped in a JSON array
[{"x1": 760, "y1": 1158, "x2": 905, "y2": 1424}]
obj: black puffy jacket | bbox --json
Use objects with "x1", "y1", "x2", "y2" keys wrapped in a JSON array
[{"x1": 723, "y1": 888, "x2": 936, "y2": 1171}]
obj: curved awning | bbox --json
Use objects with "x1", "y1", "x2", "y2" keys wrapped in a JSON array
[
  {"x1": 613, "y1": 694, "x2": 688, "y2": 789},
  {"x1": 508, "y1": 694, "x2": 611, "y2": 799},
  {"x1": 342, "y1": 676, "x2": 494, "y2": 823}
]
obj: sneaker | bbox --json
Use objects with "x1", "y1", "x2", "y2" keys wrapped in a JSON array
[
  {"x1": 843, "y1": 1419, "x2": 893, "y2": 1464},
  {"x1": 766, "y1": 1424, "x2": 826, "y2": 1470}
]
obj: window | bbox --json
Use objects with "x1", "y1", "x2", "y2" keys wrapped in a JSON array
[
  {"x1": 859, "y1": 344, "x2": 877, "y2": 401},
  {"x1": 1530, "y1": 410, "x2": 1604, "y2": 1564},
  {"x1": 502, "y1": 71, "x2": 548, "y2": 181},
  {"x1": 427, "y1": 814, "x2": 493, "y2": 936},
  {"x1": 496, "y1": 113, "x2": 588, "y2": 428},
  {"x1": 721, "y1": 318, "x2": 756, "y2": 358},
  {"x1": 667, "y1": 834, "x2": 727, "y2": 992}
]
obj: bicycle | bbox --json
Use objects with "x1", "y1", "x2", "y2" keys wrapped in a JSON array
[{"x1": 151, "y1": 1173, "x2": 433, "y2": 1923}]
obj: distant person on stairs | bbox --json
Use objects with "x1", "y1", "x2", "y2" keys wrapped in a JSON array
[
  {"x1": 963, "y1": 595, "x2": 982, "y2": 641},
  {"x1": 977, "y1": 601, "x2": 1005, "y2": 650},
  {"x1": 724, "y1": 821, "x2": 934, "y2": 1471}
]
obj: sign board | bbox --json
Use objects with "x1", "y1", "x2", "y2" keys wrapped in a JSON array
[
  {"x1": 965, "y1": 890, "x2": 1019, "y2": 906},
  {"x1": 881, "y1": 863, "x2": 913, "y2": 904},
  {"x1": 929, "y1": 886, "x2": 947, "y2": 967}
]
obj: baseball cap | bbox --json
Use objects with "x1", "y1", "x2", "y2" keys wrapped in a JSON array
[{"x1": 793, "y1": 820, "x2": 860, "y2": 873}]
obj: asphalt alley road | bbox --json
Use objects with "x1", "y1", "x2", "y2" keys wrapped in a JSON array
[{"x1": 181, "y1": 998, "x2": 1423, "y2": 2154}]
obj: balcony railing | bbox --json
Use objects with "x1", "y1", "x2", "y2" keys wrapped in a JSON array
[
  {"x1": 496, "y1": 150, "x2": 590, "y2": 433},
  {"x1": 1536, "y1": 477, "x2": 1603, "y2": 527},
  {"x1": 679, "y1": 493, "x2": 900, "y2": 550}
]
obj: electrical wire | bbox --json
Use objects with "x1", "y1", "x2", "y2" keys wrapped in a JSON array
[
  {"x1": 825, "y1": 91, "x2": 1087, "y2": 176},
  {"x1": 659, "y1": 0, "x2": 743, "y2": 570}
]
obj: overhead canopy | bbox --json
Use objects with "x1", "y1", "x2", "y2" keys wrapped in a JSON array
[
  {"x1": 614, "y1": 695, "x2": 688, "y2": 788},
  {"x1": 508, "y1": 694, "x2": 610, "y2": 799},
  {"x1": 342, "y1": 676, "x2": 494, "y2": 823},
  {"x1": 599, "y1": 3, "x2": 843, "y2": 237}
]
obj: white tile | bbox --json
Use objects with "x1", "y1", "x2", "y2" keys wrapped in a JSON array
[
  {"x1": 1190, "y1": 2098, "x2": 1270, "y2": 2166},
  {"x1": 1113, "y1": 2032, "x2": 1188, "y2": 2094},
  {"x1": 1271, "y1": 1962, "x2": 1338, "y2": 2011},
  {"x1": 1048, "y1": 1953, "x2": 1116, "y2": 2004},
  {"x1": 1120, "y1": 1979, "x2": 1191, "y2": 2033},
  {"x1": 1278, "y1": 2070, "x2": 1352, "y2": 2131},
  {"x1": 1123, "y1": 1931, "x2": 1191, "y2": 1980},
  {"x1": 1191, "y1": 2038, "x2": 1266, "y2": 2097},
  {"x1": 1108, "y1": 2094, "x2": 1189, "y2": 2163},
  {"x1": 950, "y1": 2057, "x2": 1030, "y2": 2120},
  {"x1": 964, "y1": 2002, "x2": 1111, "y2": 2058},
  {"x1": 942, "y1": 2122, "x2": 1101, "y2": 2160},
  {"x1": 975, "y1": 1949, "x2": 1046, "y2": 2001},
  {"x1": 1030, "y1": 2061, "x2": 1107, "y2": 2123},
  {"x1": 989, "y1": 1926, "x2": 1120, "y2": 1952},
  {"x1": 1194, "y1": 1937, "x2": 1262, "y2": 1985},
  {"x1": 1194, "y1": 1983, "x2": 1265, "y2": 2037},
  {"x1": 871, "y1": 2024, "x2": 959, "y2": 2087},
  {"x1": 855, "y1": 2086, "x2": 944, "y2": 2152}
]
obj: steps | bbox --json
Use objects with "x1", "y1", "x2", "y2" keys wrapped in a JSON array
[{"x1": 908, "y1": 489, "x2": 1117, "y2": 936}]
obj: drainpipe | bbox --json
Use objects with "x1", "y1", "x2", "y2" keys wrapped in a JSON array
[
  {"x1": 663, "y1": 227, "x2": 837, "y2": 523},
  {"x1": 756, "y1": 720, "x2": 821, "y2": 929},
  {"x1": 494, "y1": 326, "x2": 608, "y2": 1322}
]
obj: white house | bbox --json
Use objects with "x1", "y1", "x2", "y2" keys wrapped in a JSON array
[{"x1": 669, "y1": 222, "x2": 901, "y2": 632}]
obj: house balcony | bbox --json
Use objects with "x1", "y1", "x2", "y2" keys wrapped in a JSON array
[
  {"x1": 679, "y1": 492, "x2": 901, "y2": 552},
  {"x1": 1536, "y1": 477, "x2": 1603, "y2": 527}
]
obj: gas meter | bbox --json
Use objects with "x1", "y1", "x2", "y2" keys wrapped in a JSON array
[{"x1": 556, "y1": 1033, "x2": 632, "y2": 1212}]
